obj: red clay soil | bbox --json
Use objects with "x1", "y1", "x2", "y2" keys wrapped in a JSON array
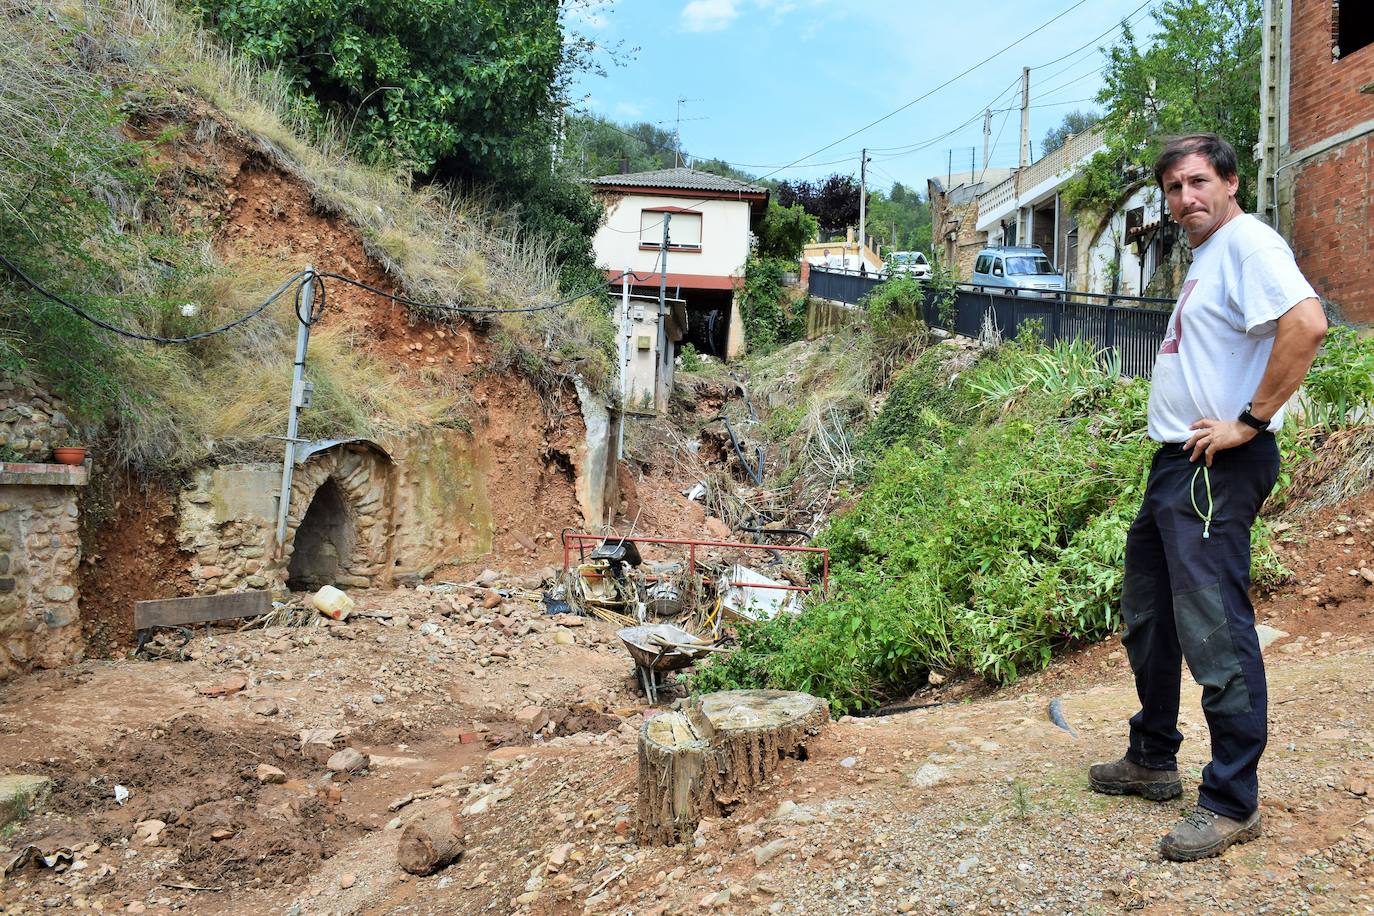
[
  {"x1": 79, "y1": 474, "x2": 195, "y2": 658},
  {"x1": 85, "y1": 111, "x2": 588, "y2": 606}
]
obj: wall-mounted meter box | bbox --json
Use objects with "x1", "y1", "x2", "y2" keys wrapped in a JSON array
[
  {"x1": 636, "y1": 335, "x2": 652, "y2": 351},
  {"x1": 631, "y1": 305, "x2": 645, "y2": 321}
]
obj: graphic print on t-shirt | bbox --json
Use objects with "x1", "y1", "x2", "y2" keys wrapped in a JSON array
[{"x1": 1158, "y1": 279, "x2": 1198, "y2": 355}]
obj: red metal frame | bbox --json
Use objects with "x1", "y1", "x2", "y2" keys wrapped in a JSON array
[{"x1": 561, "y1": 532, "x2": 829, "y2": 596}]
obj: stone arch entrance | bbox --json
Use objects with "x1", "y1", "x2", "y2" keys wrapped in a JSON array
[
  {"x1": 286, "y1": 477, "x2": 353, "y2": 590},
  {"x1": 279, "y1": 441, "x2": 393, "y2": 590}
]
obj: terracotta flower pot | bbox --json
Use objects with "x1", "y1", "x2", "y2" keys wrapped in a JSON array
[{"x1": 52, "y1": 447, "x2": 86, "y2": 466}]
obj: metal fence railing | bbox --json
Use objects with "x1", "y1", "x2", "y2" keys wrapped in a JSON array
[{"x1": 806, "y1": 266, "x2": 1174, "y2": 378}]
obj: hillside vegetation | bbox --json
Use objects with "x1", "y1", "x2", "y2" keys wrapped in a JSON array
[
  {"x1": 0, "y1": 0, "x2": 611, "y2": 473},
  {"x1": 695, "y1": 314, "x2": 1374, "y2": 714}
]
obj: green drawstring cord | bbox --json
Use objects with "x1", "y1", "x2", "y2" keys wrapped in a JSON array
[{"x1": 1190, "y1": 465, "x2": 1213, "y2": 539}]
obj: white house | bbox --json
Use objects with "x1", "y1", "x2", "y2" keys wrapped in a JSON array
[
  {"x1": 973, "y1": 127, "x2": 1177, "y2": 298},
  {"x1": 588, "y1": 167, "x2": 767, "y2": 411}
]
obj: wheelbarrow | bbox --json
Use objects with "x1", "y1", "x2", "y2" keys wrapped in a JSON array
[{"x1": 616, "y1": 623, "x2": 723, "y2": 705}]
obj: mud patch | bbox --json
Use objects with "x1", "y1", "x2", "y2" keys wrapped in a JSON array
[{"x1": 17, "y1": 714, "x2": 361, "y2": 889}]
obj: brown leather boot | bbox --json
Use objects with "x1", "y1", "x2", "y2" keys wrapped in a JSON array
[
  {"x1": 1088, "y1": 756, "x2": 1183, "y2": 801},
  {"x1": 1159, "y1": 805, "x2": 1262, "y2": 861}
]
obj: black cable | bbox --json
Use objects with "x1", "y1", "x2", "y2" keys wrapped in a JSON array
[
  {"x1": 312, "y1": 269, "x2": 631, "y2": 316},
  {"x1": 0, "y1": 251, "x2": 310, "y2": 344}
]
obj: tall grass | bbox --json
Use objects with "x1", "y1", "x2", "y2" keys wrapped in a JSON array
[{"x1": 0, "y1": 0, "x2": 611, "y2": 473}]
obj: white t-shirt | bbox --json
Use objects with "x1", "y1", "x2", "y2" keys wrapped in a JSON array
[{"x1": 1147, "y1": 214, "x2": 1317, "y2": 443}]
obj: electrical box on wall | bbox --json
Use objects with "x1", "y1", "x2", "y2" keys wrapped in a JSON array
[
  {"x1": 631, "y1": 305, "x2": 645, "y2": 321},
  {"x1": 636, "y1": 335, "x2": 652, "y2": 351}
]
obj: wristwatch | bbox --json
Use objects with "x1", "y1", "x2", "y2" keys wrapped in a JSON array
[{"x1": 1237, "y1": 402, "x2": 1270, "y2": 432}]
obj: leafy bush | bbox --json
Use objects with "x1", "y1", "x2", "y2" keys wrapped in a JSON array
[
  {"x1": 755, "y1": 201, "x2": 817, "y2": 261},
  {"x1": 678, "y1": 343, "x2": 704, "y2": 373},
  {"x1": 740, "y1": 256, "x2": 804, "y2": 354},
  {"x1": 694, "y1": 335, "x2": 1287, "y2": 714},
  {"x1": 1301, "y1": 325, "x2": 1374, "y2": 430}
]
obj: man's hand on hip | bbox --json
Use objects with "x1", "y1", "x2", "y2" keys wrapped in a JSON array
[{"x1": 1185, "y1": 419, "x2": 1257, "y2": 466}]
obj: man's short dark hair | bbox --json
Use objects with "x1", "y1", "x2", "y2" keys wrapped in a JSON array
[{"x1": 1153, "y1": 134, "x2": 1239, "y2": 188}]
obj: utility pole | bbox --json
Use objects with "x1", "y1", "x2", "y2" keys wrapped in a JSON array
[
  {"x1": 617, "y1": 269, "x2": 630, "y2": 459},
  {"x1": 275, "y1": 266, "x2": 315, "y2": 555},
  {"x1": 983, "y1": 108, "x2": 992, "y2": 174},
  {"x1": 656, "y1": 214, "x2": 671, "y2": 409},
  {"x1": 970, "y1": 146, "x2": 975, "y2": 178},
  {"x1": 1020, "y1": 66, "x2": 1032, "y2": 168},
  {"x1": 858, "y1": 148, "x2": 870, "y2": 257},
  {"x1": 947, "y1": 149, "x2": 952, "y2": 188}
]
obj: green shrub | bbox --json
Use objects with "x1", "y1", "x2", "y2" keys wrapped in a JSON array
[
  {"x1": 694, "y1": 335, "x2": 1289, "y2": 714},
  {"x1": 740, "y1": 256, "x2": 804, "y2": 354},
  {"x1": 678, "y1": 343, "x2": 704, "y2": 373},
  {"x1": 1301, "y1": 325, "x2": 1374, "y2": 430}
]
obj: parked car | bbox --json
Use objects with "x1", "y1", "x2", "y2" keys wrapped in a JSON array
[
  {"x1": 885, "y1": 250, "x2": 931, "y2": 280},
  {"x1": 970, "y1": 246, "x2": 1066, "y2": 297}
]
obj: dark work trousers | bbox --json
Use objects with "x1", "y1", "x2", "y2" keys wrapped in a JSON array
[{"x1": 1119, "y1": 433, "x2": 1280, "y2": 820}]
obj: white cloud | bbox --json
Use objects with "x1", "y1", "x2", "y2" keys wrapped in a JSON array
[
  {"x1": 615, "y1": 101, "x2": 645, "y2": 118},
  {"x1": 680, "y1": 0, "x2": 740, "y2": 32}
]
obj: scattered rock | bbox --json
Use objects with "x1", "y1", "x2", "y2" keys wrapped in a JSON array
[
  {"x1": 912, "y1": 763, "x2": 951, "y2": 788},
  {"x1": 197, "y1": 674, "x2": 248, "y2": 697},
  {"x1": 255, "y1": 764, "x2": 287, "y2": 785},
  {"x1": 249, "y1": 698, "x2": 279, "y2": 716},
  {"x1": 338, "y1": 873, "x2": 356, "y2": 889},
  {"x1": 134, "y1": 820, "x2": 166, "y2": 847},
  {"x1": 1255, "y1": 624, "x2": 1289, "y2": 651},
  {"x1": 326, "y1": 748, "x2": 370, "y2": 775},
  {"x1": 515, "y1": 705, "x2": 549, "y2": 733},
  {"x1": 398, "y1": 808, "x2": 464, "y2": 875},
  {"x1": 546, "y1": 842, "x2": 573, "y2": 872},
  {"x1": 753, "y1": 839, "x2": 790, "y2": 866}
]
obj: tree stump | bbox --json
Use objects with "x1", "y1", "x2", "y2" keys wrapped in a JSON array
[
  {"x1": 397, "y1": 808, "x2": 464, "y2": 875},
  {"x1": 636, "y1": 689, "x2": 829, "y2": 845}
]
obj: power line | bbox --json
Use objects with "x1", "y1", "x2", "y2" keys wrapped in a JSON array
[
  {"x1": 1, "y1": 252, "x2": 313, "y2": 343},
  {"x1": 1030, "y1": 0, "x2": 1158, "y2": 74},
  {"x1": 750, "y1": 0, "x2": 1094, "y2": 178},
  {"x1": 1, "y1": 252, "x2": 641, "y2": 344}
]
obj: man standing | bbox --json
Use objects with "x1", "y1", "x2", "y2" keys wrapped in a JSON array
[{"x1": 1088, "y1": 134, "x2": 1327, "y2": 862}]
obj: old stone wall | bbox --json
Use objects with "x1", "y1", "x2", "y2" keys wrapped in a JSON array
[
  {"x1": 0, "y1": 465, "x2": 86, "y2": 679},
  {"x1": 0, "y1": 379, "x2": 75, "y2": 461}
]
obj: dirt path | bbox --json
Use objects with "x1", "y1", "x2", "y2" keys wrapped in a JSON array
[{"x1": 2, "y1": 504, "x2": 1372, "y2": 915}]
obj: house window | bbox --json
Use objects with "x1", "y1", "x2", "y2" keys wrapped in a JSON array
[
  {"x1": 640, "y1": 210, "x2": 702, "y2": 250},
  {"x1": 1335, "y1": 0, "x2": 1374, "y2": 59}
]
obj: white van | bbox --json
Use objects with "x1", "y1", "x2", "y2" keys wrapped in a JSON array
[{"x1": 970, "y1": 246, "x2": 1066, "y2": 297}]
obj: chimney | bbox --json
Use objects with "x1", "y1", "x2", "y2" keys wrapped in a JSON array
[{"x1": 619, "y1": 157, "x2": 630, "y2": 174}]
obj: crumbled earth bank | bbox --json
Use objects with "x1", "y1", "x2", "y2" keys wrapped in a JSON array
[{"x1": 1, "y1": 502, "x2": 1372, "y2": 914}]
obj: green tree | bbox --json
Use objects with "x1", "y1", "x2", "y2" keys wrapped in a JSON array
[
  {"x1": 1042, "y1": 109, "x2": 1102, "y2": 154},
  {"x1": 864, "y1": 182, "x2": 932, "y2": 253},
  {"x1": 192, "y1": 0, "x2": 607, "y2": 284},
  {"x1": 755, "y1": 201, "x2": 818, "y2": 261},
  {"x1": 561, "y1": 113, "x2": 678, "y2": 178},
  {"x1": 777, "y1": 174, "x2": 860, "y2": 238},
  {"x1": 1066, "y1": 0, "x2": 1262, "y2": 212}
]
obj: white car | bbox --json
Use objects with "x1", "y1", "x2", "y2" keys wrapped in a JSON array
[{"x1": 885, "y1": 250, "x2": 931, "y2": 280}]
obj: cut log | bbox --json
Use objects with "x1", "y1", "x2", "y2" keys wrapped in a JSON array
[
  {"x1": 396, "y1": 808, "x2": 464, "y2": 875},
  {"x1": 636, "y1": 689, "x2": 828, "y2": 845}
]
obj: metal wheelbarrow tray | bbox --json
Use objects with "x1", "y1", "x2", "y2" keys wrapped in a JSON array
[{"x1": 617, "y1": 623, "x2": 707, "y2": 704}]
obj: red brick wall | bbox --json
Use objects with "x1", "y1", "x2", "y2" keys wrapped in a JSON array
[
  {"x1": 1291, "y1": 138, "x2": 1374, "y2": 322},
  {"x1": 1286, "y1": 0, "x2": 1374, "y2": 322},
  {"x1": 1288, "y1": 0, "x2": 1374, "y2": 151}
]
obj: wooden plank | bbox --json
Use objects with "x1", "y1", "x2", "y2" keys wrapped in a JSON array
[{"x1": 134, "y1": 591, "x2": 271, "y2": 631}]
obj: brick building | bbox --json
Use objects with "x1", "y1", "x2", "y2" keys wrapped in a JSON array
[
  {"x1": 1259, "y1": 0, "x2": 1374, "y2": 323},
  {"x1": 928, "y1": 168, "x2": 1012, "y2": 279}
]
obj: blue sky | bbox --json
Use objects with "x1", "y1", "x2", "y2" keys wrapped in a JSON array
[{"x1": 566, "y1": 0, "x2": 1161, "y2": 193}]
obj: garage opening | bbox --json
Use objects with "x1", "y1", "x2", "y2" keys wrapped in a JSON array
[
  {"x1": 287, "y1": 477, "x2": 354, "y2": 591},
  {"x1": 682, "y1": 289, "x2": 734, "y2": 357}
]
